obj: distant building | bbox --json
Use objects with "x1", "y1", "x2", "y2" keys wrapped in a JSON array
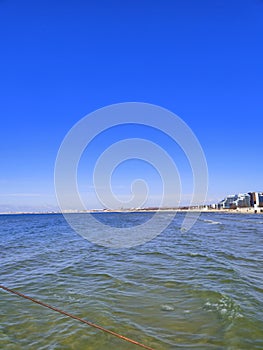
[
  {"x1": 234, "y1": 193, "x2": 251, "y2": 208},
  {"x1": 218, "y1": 194, "x2": 238, "y2": 209},
  {"x1": 249, "y1": 192, "x2": 263, "y2": 208},
  {"x1": 218, "y1": 193, "x2": 251, "y2": 209}
]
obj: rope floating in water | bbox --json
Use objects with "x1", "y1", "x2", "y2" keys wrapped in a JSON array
[{"x1": 0, "y1": 285, "x2": 154, "y2": 350}]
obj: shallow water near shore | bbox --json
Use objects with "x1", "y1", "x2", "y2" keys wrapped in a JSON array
[{"x1": 1, "y1": 212, "x2": 263, "y2": 349}]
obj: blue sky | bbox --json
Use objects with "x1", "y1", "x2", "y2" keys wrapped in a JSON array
[{"x1": 0, "y1": 0, "x2": 262, "y2": 211}]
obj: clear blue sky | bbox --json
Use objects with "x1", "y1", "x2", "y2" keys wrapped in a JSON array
[{"x1": 0, "y1": 0, "x2": 262, "y2": 211}]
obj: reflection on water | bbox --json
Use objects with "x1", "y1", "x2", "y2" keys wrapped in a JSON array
[{"x1": 1, "y1": 212, "x2": 263, "y2": 349}]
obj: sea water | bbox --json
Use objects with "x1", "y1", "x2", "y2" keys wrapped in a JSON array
[{"x1": 1, "y1": 212, "x2": 263, "y2": 349}]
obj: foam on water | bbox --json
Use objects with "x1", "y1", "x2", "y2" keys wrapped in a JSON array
[
  {"x1": 160, "y1": 304, "x2": 175, "y2": 312},
  {"x1": 203, "y1": 295, "x2": 243, "y2": 320},
  {"x1": 203, "y1": 219, "x2": 222, "y2": 225}
]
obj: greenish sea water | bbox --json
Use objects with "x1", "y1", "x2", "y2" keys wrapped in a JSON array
[{"x1": 1, "y1": 212, "x2": 263, "y2": 349}]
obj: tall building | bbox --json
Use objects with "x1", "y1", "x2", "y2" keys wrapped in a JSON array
[
  {"x1": 218, "y1": 192, "x2": 263, "y2": 209},
  {"x1": 249, "y1": 192, "x2": 263, "y2": 208},
  {"x1": 218, "y1": 194, "x2": 238, "y2": 209},
  {"x1": 218, "y1": 193, "x2": 251, "y2": 209},
  {"x1": 235, "y1": 193, "x2": 251, "y2": 208}
]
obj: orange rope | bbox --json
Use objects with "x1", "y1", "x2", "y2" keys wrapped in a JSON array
[{"x1": 0, "y1": 285, "x2": 154, "y2": 350}]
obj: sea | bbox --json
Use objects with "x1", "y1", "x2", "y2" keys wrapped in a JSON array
[{"x1": 1, "y1": 212, "x2": 263, "y2": 350}]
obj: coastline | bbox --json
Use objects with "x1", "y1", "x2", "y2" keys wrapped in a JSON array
[{"x1": 0, "y1": 207, "x2": 262, "y2": 215}]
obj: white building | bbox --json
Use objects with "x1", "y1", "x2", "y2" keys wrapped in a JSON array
[
  {"x1": 234, "y1": 193, "x2": 251, "y2": 208},
  {"x1": 218, "y1": 194, "x2": 238, "y2": 209},
  {"x1": 218, "y1": 193, "x2": 251, "y2": 209}
]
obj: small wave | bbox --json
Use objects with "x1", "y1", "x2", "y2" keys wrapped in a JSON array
[
  {"x1": 188, "y1": 252, "x2": 205, "y2": 258},
  {"x1": 203, "y1": 295, "x2": 243, "y2": 320},
  {"x1": 161, "y1": 304, "x2": 175, "y2": 312},
  {"x1": 204, "y1": 219, "x2": 222, "y2": 225}
]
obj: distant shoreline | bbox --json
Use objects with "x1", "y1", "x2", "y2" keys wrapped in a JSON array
[{"x1": 0, "y1": 207, "x2": 262, "y2": 215}]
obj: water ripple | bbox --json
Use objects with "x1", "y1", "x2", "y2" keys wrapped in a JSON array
[{"x1": 1, "y1": 212, "x2": 263, "y2": 349}]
